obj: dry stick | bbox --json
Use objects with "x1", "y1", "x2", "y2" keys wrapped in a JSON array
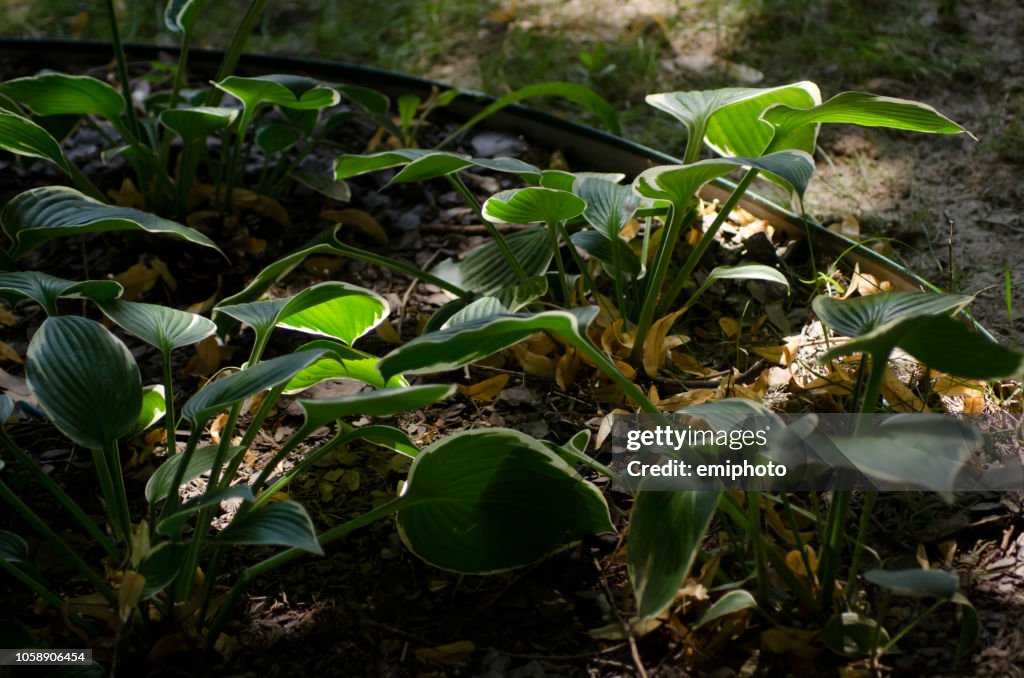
[{"x1": 594, "y1": 557, "x2": 648, "y2": 678}]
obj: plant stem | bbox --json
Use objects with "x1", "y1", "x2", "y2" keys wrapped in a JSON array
[
  {"x1": 845, "y1": 490, "x2": 877, "y2": 595},
  {"x1": 630, "y1": 203, "x2": 690, "y2": 365},
  {"x1": 557, "y1": 221, "x2": 598, "y2": 297},
  {"x1": 205, "y1": 0, "x2": 270, "y2": 105},
  {"x1": 66, "y1": 163, "x2": 107, "y2": 202},
  {"x1": 330, "y1": 240, "x2": 471, "y2": 298},
  {"x1": 446, "y1": 174, "x2": 528, "y2": 282},
  {"x1": 0, "y1": 559, "x2": 98, "y2": 635},
  {"x1": 564, "y1": 331, "x2": 662, "y2": 418},
  {"x1": 657, "y1": 170, "x2": 759, "y2": 317},
  {"x1": 0, "y1": 478, "x2": 116, "y2": 605},
  {"x1": 0, "y1": 429, "x2": 118, "y2": 560},
  {"x1": 547, "y1": 220, "x2": 572, "y2": 304},
  {"x1": 103, "y1": 0, "x2": 142, "y2": 143},
  {"x1": 105, "y1": 441, "x2": 133, "y2": 548},
  {"x1": 160, "y1": 428, "x2": 203, "y2": 521},
  {"x1": 747, "y1": 492, "x2": 769, "y2": 605},
  {"x1": 90, "y1": 447, "x2": 124, "y2": 543}
]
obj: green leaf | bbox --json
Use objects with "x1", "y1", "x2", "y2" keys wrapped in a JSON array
[
  {"x1": 98, "y1": 299, "x2": 216, "y2": 355},
  {"x1": 397, "y1": 428, "x2": 614, "y2": 573},
  {"x1": 952, "y1": 592, "x2": 979, "y2": 662},
  {"x1": 887, "y1": 314, "x2": 1024, "y2": 380},
  {"x1": 482, "y1": 187, "x2": 586, "y2": 224},
  {"x1": 442, "y1": 82, "x2": 621, "y2": 145},
  {"x1": 695, "y1": 590, "x2": 758, "y2": 629},
  {"x1": 570, "y1": 230, "x2": 641, "y2": 276},
  {"x1": 575, "y1": 175, "x2": 641, "y2": 240},
  {"x1": 0, "y1": 271, "x2": 122, "y2": 316},
  {"x1": 297, "y1": 384, "x2": 455, "y2": 433},
  {"x1": 164, "y1": 0, "x2": 206, "y2": 33},
  {"x1": 215, "y1": 75, "x2": 341, "y2": 124},
  {"x1": 442, "y1": 297, "x2": 509, "y2": 329},
  {"x1": 145, "y1": 444, "x2": 228, "y2": 504},
  {"x1": 159, "y1": 106, "x2": 237, "y2": 143},
  {"x1": 494, "y1": 276, "x2": 549, "y2": 311},
  {"x1": 1, "y1": 186, "x2": 223, "y2": 260},
  {"x1": 291, "y1": 171, "x2": 351, "y2": 202},
  {"x1": 219, "y1": 500, "x2": 323, "y2": 554},
  {"x1": 139, "y1": 543, "x2": 186, "y2": 597},
  {"x1": 689, "y1": 264, "x2": 789, "y2": 306},
  {"x1": 215, "y1": 281, "x2": 388, "y2": 346},
  {"x1": 379, "y1": 308, "x2": 598, "y2": 379},
  {"x1": 431, "y1": 227, "x2": 552, "y2": 295},
  {"x1": 813, "y1": 291, "x2": 974, "y2": 339},
  {"x1": 822, "y1": 612, "x2": 889, "y2": 658},
  {"x1": 388, "y1": 153, "x2": 541, "y2": 186},
  {"x1": 763, "y1": 92, "x2": 971, "y2": 151},
  {"x1": 333, "y1": 149, "x2": 427, "y2": 180},
  {"x1": 256, "y1": 122, "x2": 302, "y2": 155},
  {"x1": 633, "y1": 151, "x2": 815, "y2": 204},
  {"x1": 0, "y1": 394, "x2": 13, "y2": 422},
  {"x1": 0, "y1": 111, "x2": 70, "y2": 172},
  {"x1": 0, "y1": 73, "x2": 124, "y2": 121},
  {"x1": 25, "y1": 316, "x2": 141, "y2": 450},
  {"x1": 703, "y1": 82, "x2": 821, "y2": 157},
  {"x1": 864, "y1": 568, "x2": 959, "y2": 599},
  {"x1": 132, "y1": 385, "x2": 167, "y2": 436},
  {"x1": 182, "y1": 350, "x2": 328, "y2": 425},
  {"x1": 283, "y1": 340, "x2": 407, "y2": 394},
  {"x1": 628, "y1": 489, "x2": 720, "y2": 618},
  {"x1": 0, "y1": 530, "x2": 28, "y2": 563}
]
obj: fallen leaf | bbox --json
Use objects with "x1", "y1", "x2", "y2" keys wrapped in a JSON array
[
  {"x1": 303, "y1": 255, "x2": 345, "y2": 276},
  {"x1": 555, "y1": 347, "x2": 580, "y2": 390},
  {"x1": 656, "y1": 388, "x2": 718, "y2": 412},
  {"x1": 644, "y1": 309, "x2": 686, "y2": 378},
  {"x1": 375, "y1": 320, "x2": 403, "y2": 345},
  {"x1": 414, "y1": 641, "x2": 475, "y2": 666},
  {"x1": 322, "y1": 209, "x2": 388, "y2": 245},
  {"x1": 0, "y1": 306, "x2": 17, "y2": 326},
  {"x1": 881, "y1": 367, "x2": 927, "y2": 413},
  {"x1": 107, "y1": 177, "x2": 146, "y2": 209},
  {"x1": 457, "y1": 373, "x2": 509, "y2": 401},
  {"x1": 149, "y1": 257, "x2": 178, "y2": 291},
  {"x1": 0, "y1": 340, "x2": 22, "y2": 364},
  {"x1": 113, "y1": 261, "x2": 161, "y2": 300},
  {"x1": 671, "y1": 350, "x2": 712, "y2": 376},
  {"x1": 118, "y1": 571, "x2": 146, "y2": 623},
  {"x1": 718, "y1": 316, "x2": 741, "y2": 340},
  {"x1": 182, "y1": 336, "x2": 222, "y2": 378},
  {"x1": 761, "y1": 627, "x2": 821, "y2": 657},
  {"x1": 511, "y1": 344, "x2": 556, "y2": 379}
]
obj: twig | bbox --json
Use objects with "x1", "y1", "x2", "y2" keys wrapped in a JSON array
[
  {"x1": 398, "y1": 251, "x2": 440, "y2": 334},
  {"x1": 594, "y1": 557, "x2": 648, "y2": 678}
]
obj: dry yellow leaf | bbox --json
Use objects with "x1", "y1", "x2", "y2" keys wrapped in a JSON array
[
  {"x1": 107, "y1": 177, "x2": 146, "y2": 209},
  {"x1": 118, "y1": 571, "x2": 147, "y2": 623},
  {"x1": 182, "y1": 336, "x2": 221, "y2": 378},
  {"x1": 555, "y1": 347, "x2": 580, "y2": 390},
  {"x1": 303, "y1": 255, "x2": 345, "y2": 276},
  {"x1": 322, "y1": 208, "x2": 388, "y2": 245},
  {"x1": 0, "y1": 306, "x2": 17, "y2": 326},
  {"x1": 931, "y1": 373, "x2": 985, "y2": 397},
  {"x1": 149, "y1": 257, "x2": 178, "y2": 291},
  {"x1": 375, "y1": 320, "x2": 403, "y2": 345},
  {"x1": 761, "y1": 627, "x2": 821, "y2": 657},
  {"x1": 414, "y1": 641, "x2": 476, "y2": 666},
  {"x1": 113, "y1": 261, "x2": 160, "y2": 300},
  {"x1": 718, "y1": 316, "x2": 741, "y2": 339},
  {"x1": 457, "y1": 373, "x2": 509, "y2": 402},
  {"x1": 881, "y1": 367, "x2": 927, "y2": 413},
  {"x1": 0, "y1": 340, "x2": 22, "y2": 364},
  {"x1": 656, "y1": 388, "x2": 718, "y2": 412},
  {"x1": 644, "y1": 309, "x2": 686, "y2": 378},
  {"x1": 764, "y1": 504, "x2": 815, "y2": 544},
  {"x1": 186, "y1": 284, "x2": 221, "y2": 314},
  {"x1": 595, "y1": 408, "x2": 629, "y2": 449},
  {"x1": 511, "y1": 344, "x2": 556, "y2": 379},
  {"x1": 671, "y1": 350, "x2": 712, "y2": 376}
]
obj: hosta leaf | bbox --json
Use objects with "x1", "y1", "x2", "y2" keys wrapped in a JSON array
[
  {"x1": 633, "y1": 151, "x2": 815, "y2": 204},
  {"x1": 333, "y1": 149, "x2": 428, "y2": 180},
  {"x1": 864, "y1": 568, "x2": 959, "y2": 599},
  {"x1": 482, "y1": 187, "x2": 586, "y2": 224},
  {"x1": 763, "y1": 92, "x2": 970, "y2": 150},
  {"x1": 494, "y1": 276, "x2": 548, "y2": 311},
  {"x1": 159, "y1": 106, "x2": 237, "y2": 143},
  {"x1": 896, "y1": 315, "x2": 1024, "y2": 380},
  {"x1": 397, "y1": 428, "x2": 614, "y2": 573},
  {"x1": 145, "y1": 444, "x2": 231, "y2": 503},
  {"x1": 283, "y1": 340, "x2": 407, "y2": 394},
  {"x1": 431, "y1": 227, "x2": 552, "y2": 295},
  {"x1": 689, "y1": 264, "x2": 789, "y2": 304},
  {"x1": 182, "y1": 349, "x2": 328, "y2": 425},
  {"x1": 0, "y1": 530, "x2": 28, "y2": 563},
  {"x1": 386, "y1": 153, "x2": 541, "y2": 186},
  {"x1": 813, "y1": 291, "x2": 973, "y2": 339},
  {"x1": 291, "y1": 171, "x2": 351, "y2": 202},
  {"x1": 216, "y1": 281, "x2": 388, "y2": 345},
  {"x1": 570, "y1": 230, "x2": 641, "y2": 276},
  {"x1": 26, "y1": 316, "x2": 141, "y2": 449},
  {"x1": 574, "y1": 175, "x2": 641, "y2": 240},
  {"x1": 0, "y1": 73, "x2": 124, "y2": 121},
  {"x1": 297, "y1": 384, "x2": 454, "y2": 433},
  {"x1": 256, "y1": 122, "x2": 302, "y2": 155},
  {"x1": 703, "y1": 81, "x2": 821, "y2": 157},
  {"x1": 0, "y1": 111, "x2": 70, "y2": 172},
  {"x1": 132, "y1": 385, "x2": 166, "y2": 436},
  {"x1": 695, "y1": 590, "x2": 758, "y2": 629},
  {"x1": 157, "y1": 486, "x2": 254, "y2": 535},
  {"x1": 442, "y1": 297, "x2": 509, "y2": 329},
  {"x1": 98, "y1": 299, "x2": 216, "y2": 355},
  {"x1": 0, "y1": 271, "x2": 122, "y2": 316},
  {"x1": 164, "y1": 0, "x2": 205, "y2": 34},
  {"x1": 219, "y1": 500, "x2": 323, "y2": 554},
  {"x1": 1, "y1": 186, "x2": 223, "y2": 260},
  {"x1": 628, "y1": 489, "x2": 720, "y2": 618},
  {"x1": 379, "y1": 308, "x2": 598, "y2": 379},
  {"x1": 215, "y1": 75, "x2": 340, "y2": 119}
]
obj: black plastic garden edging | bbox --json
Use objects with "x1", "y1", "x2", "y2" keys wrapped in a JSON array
[{"x1": 0, "y1": 37, "x2": 934, "y2": 292}]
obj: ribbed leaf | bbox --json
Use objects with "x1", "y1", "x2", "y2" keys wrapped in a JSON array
[
  {"x1": 431, "y1": 227, "x2": 552, "y2": 295},
  {"x1": 1, "y1": 186, "x2": 222, "y2": 260},
  {"x1": 333, "y1": 149, "x2": 428, "y2": 180},
  {"x1": 633, "y1": 151, "x2": 815, "y2": 204},
  {"x1": 813, "y1": 291, "x2": 974, "y2": 339},
  {"x1": 219, "y1": 500, "x2": 323, "y2": 554},
  {"x1": 145, "y1": 444, "x2": 231, "y2": 503},
  {"x1": 0, "y1": 111, "x2": 70, "y2": 172},
  {"x1": 893, "y1": 315, "x2": 1024, "y2": 380},
  {"x1": 482, "y1": 187, "x2": 586, "y2": 224},
  {"x1": 164, "y1": 0, "x2": 205, "y2": 33},
  {"x1": 98, "y1": 299, "x2": 216, "y2": 354},
  {"x1": 0, "y1": 73, "x2": 124, "y2": 120},
  {"x1": 182, "y1": 350, "x2": 328, "y2": 425},
  {"x1": 216, "y1": 281, "x2": 388, "y2": 345},
  {"x1": 570, "y1": 230, "x2": 641, "y2": 276},
  {"x1": 159, "y1": 106, "x2": 237, "y2": 143},
  {"x1": 703, "y1": 82, "x2": 821, "y2": 157},
  {"x1": 379, "y1": 308, "x2": 597, "y2": 379},
  {"x1": 695, "y1": 590, "x2": 758, "y2": 629},
  {"x1": 0, "y1": 271, "x2": 122, "y2": 316},
  {"x1": 132, "y1": 385, "x2": 167, "y2": 436},
  {"x1": 298, "y1": 384, "x2": 454, "y2": 433},
  {"x1": 26, "y1": 316, "x2": 141, "y2": 449},
  {"x1": 628, "y1": 489, "x2": 720, "y2": 618},
  {"x1": 283, "y1": 340, "x2": 407, "y2": 394},
  {"x1": 215, "y1": 75, "x2": 340, "y2": 116},
  {"x1": 397, "y1": 428, "x2": 614, "y2": 573},
  {"x1": 442, "y1": 297, "x2": 509, "y2": 329},
  {"x1": 763, "y1": 92, "x2": 970, "y2": 149},
  {"x1": 689, "y1": 264, "x2": 789, "y2": 305},
  {"x1": 575, "y1": 175, "x2": 641, "y2": 240}
]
